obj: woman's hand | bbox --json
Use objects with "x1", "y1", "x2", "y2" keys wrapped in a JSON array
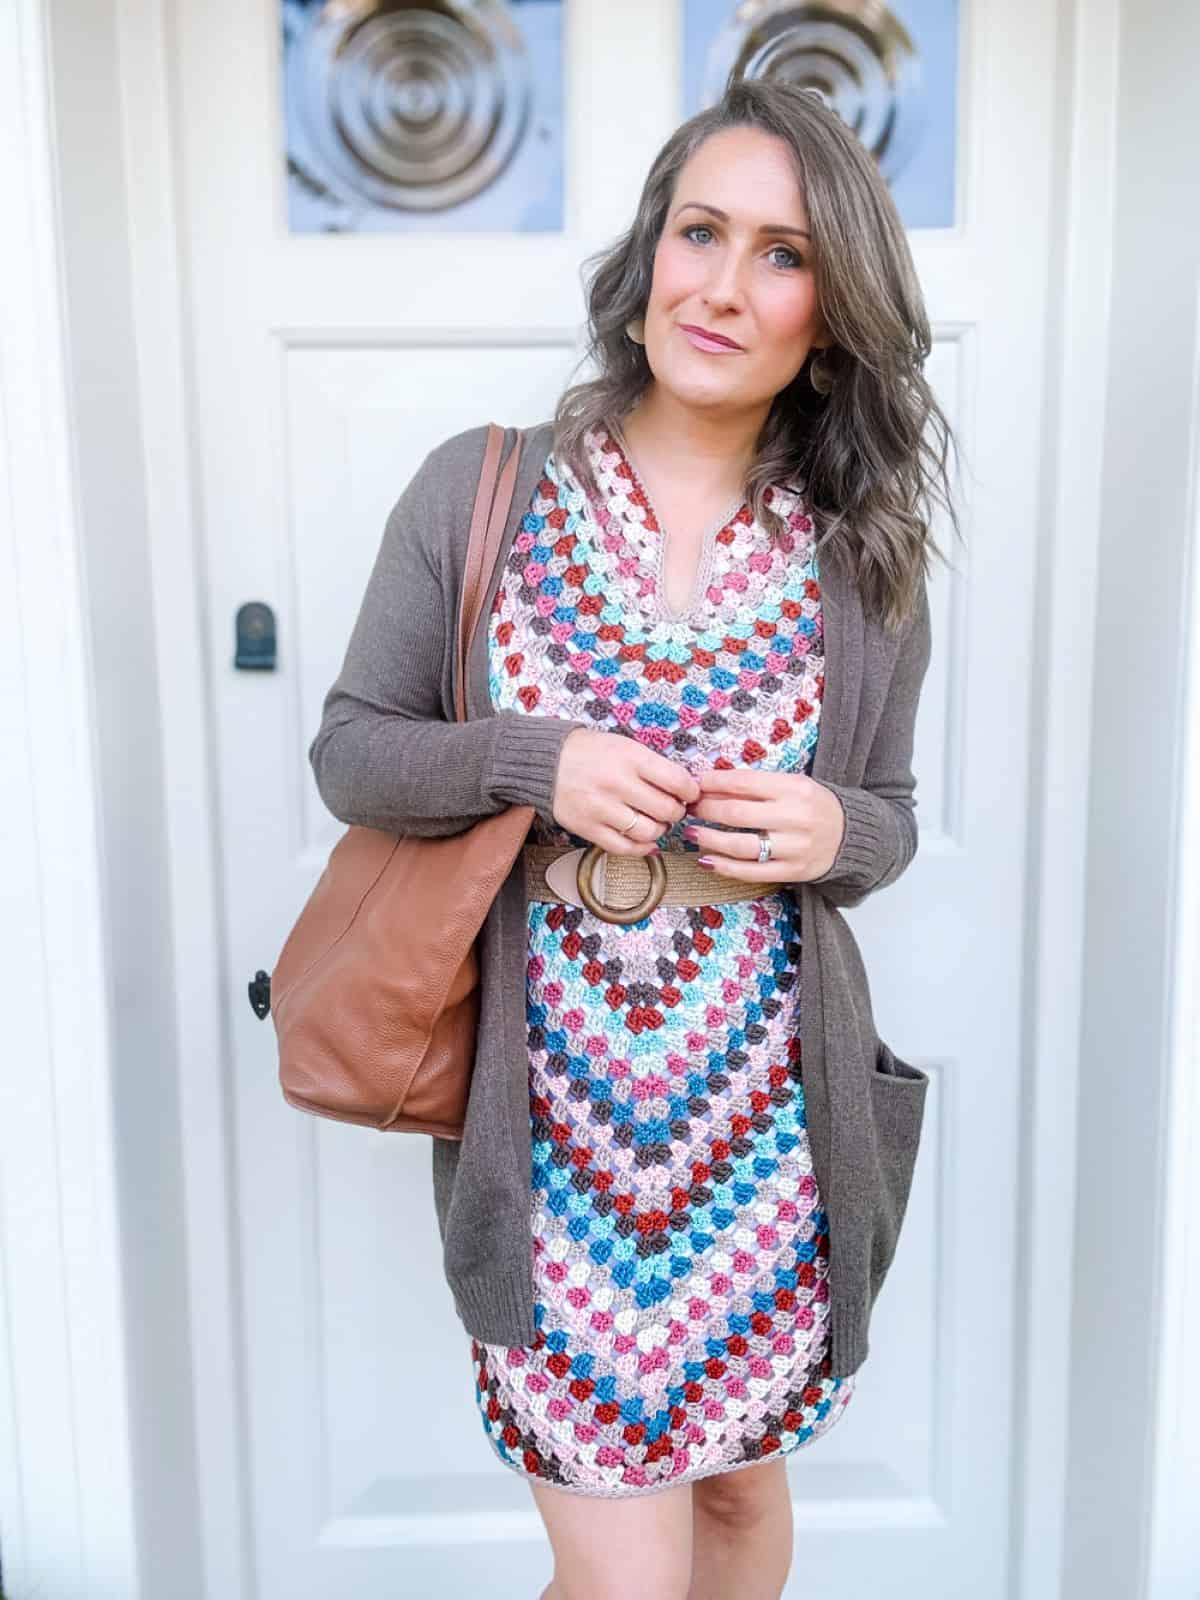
[
  {"x1": 683, "y1": 766, "x2": 846, "y2": 881},
  {"x1": 552, "y1": 728, "x2": 701, "y2": 855}
]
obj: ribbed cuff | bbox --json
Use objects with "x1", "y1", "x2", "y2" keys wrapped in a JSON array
[
  {"x1": 487, "y1": 713, "x2": 592, "y2": 817},
  {"x1": 828, "y1": 1293, "x2": 871, "y2": 1378},
  {"x1": 808, "y1": 782, "x2": 891, "y2": 890},
  {"x1": 451, "y1": 1255, "x2": 538, "y2": 1347}
]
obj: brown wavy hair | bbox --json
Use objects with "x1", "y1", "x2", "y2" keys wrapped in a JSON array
[{"x1": 551, "y1": 76, "x2": 963, "y2": 634}]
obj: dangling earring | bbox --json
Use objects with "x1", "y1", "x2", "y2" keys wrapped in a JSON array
[
  {"x1": 625, "y1": 314, "x2": 646, "y2": 345},
  {"x1": 809, "y1": 345, "x2": 836, "y2": 395}
]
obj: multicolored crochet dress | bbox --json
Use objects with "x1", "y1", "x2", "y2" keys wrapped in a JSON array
[{"x1": 471, "y1": 421, "x2": 855, "y2": 1497}]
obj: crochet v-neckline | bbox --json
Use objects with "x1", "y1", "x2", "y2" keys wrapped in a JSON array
[{"x1": 605, "y1": 420, "x2": 749, "y2": 625}]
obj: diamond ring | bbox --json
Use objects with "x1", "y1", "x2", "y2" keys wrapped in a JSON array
[{"x1": 756, "y1": 830, "x2": 773, "y2": 864}]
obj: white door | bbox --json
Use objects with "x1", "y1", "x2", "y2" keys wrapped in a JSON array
[{"x1": 169, "y1": 1, "x2": 1059, "y2": 1593}]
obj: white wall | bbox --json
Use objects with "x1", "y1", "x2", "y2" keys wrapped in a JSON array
[
  {"x1": 1065, "y1": 0, "x2": 1200, "y2": 1594},
  {"x1": 0, "y1": 0, "x2": 204, "y2": 1595},
  {"x1": 0, "y1": 0, "x2": 144, "y2": 1594}
]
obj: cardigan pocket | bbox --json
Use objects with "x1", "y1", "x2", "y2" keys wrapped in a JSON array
[{"x1": 867, "y1": 1037, "x2": 929, "y2": 1299}]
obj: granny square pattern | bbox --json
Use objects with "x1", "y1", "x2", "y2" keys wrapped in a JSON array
[{"x1": 470, "y1": 423, "x2": 855, "y2": 1497}]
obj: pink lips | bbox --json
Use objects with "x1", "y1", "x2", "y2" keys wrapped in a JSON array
[{"x1": 678, "y1": 323, "x2": 744, "y2": 353}]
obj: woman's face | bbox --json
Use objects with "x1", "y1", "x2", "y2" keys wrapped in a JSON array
[{"x1": 641, "y1": 125, "x2": 830, "y2": 416}]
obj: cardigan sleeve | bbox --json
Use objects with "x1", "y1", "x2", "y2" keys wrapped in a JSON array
[
  {"x1": 807, "y1": 572, "x2": 932, "y2": 909},
  {"x1": 308, "y1": 437, "x2": 589, "y2": 838}
]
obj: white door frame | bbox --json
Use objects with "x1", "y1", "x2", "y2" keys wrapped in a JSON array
[
  {"x1": 1147, "y1": 319, "x2": 1200, "y2": 1596},
  {"x1": 3, "y1": 0, "x2": 1194, "y2": 1596},
  {"x1": 1011, "y1": 0, "x2": 1120, "y2": 1591},
  {"x1": 0, "y1": 2, "x2": 140, "y2": 1596}
]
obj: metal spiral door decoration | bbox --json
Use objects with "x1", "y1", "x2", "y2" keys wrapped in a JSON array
[
  {"x1": 704, "y1": 0, "x2": 923, "y2": 183},
  {"x1": 284, "y1": 0, "x2": 531, "y2": 214}
]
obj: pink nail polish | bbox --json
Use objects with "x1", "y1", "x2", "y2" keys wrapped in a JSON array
[{"x1": 697, "y1": 856, "x2": 715, "y2": 868}]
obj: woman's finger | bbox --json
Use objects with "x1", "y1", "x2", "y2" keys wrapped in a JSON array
[
  {"x1": 685, "y1": 822, "x2": 769, "y2": 861},
  {"x1": 694, "y1": 846, "x2": 791, "y2": 880},
  {"x1": 593, "y1": 818, "x2": 662, "y2": 856},
  {"x1": 622, "y1": 777, "x2": 692, "y2": 829},
  {"x1": 694, "y1": 768, "x2": 790, "y2": 800},
  {"x1": 633, "y1": 745, "x2": 700, "y2": 806},
  {"x1": 688, "y1": 792, "x2": 784, "y2": 829},
  {"x1": 611, "y1": 806, "x2": 668, "y2": 844}
]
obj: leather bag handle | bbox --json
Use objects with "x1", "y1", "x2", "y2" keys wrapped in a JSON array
[{"x1": 454, "y1": 423, "x2": 524, "y2": 724}]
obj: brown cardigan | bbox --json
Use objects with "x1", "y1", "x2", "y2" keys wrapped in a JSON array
[{"x1": 308, "y1": 420, "x2": 933, "y2": 1377}]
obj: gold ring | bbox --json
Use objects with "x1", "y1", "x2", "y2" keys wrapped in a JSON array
[{"x1": 576, "y1": 845, "x2": 667, "y2": 925}]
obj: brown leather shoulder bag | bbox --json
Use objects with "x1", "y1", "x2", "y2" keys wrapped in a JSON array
[{"x1": 246, "y1": 422, "x2": 534, "y2": 1138}]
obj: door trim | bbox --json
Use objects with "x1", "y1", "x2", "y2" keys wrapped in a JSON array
[
  {"x1": 112, "y1": 0, "x2": 253, "y2": 1592},
  {"x1": 0, "y1": 1, "x2": 140, "y2": 1594},
  {"x1": 1012, "y1": 0, "x2": 1120, "y2": 1595}
]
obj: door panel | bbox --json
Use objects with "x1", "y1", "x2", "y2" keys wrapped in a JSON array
[{"x1": 171, "y1": 1, "x2": 1055, "y2": 1592}]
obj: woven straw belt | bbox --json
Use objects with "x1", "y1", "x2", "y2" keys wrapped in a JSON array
[{"x1": 522, "y1": 841, "x2": 787, "y2": 926}]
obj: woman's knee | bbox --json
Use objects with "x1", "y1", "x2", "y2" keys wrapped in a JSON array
[{"x1": 691, "y1": 1458, "x2": 791, "y2": 1526}]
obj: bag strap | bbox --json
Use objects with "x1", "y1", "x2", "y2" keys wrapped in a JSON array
[{"x1": 454, "y1": 423, "x2": 525, "y2": 723}]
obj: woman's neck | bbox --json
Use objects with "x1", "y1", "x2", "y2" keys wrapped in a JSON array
[{"x1": 615, "y1": 386, "x2": 766, "y2": 499}]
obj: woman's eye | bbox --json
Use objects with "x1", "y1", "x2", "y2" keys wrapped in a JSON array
[
  {"x1": 768, "y1": 244, "x2": 803, "y2": 270},
  {"x1": 683, "y1": 224, "x2": 714, "y2": 245}
]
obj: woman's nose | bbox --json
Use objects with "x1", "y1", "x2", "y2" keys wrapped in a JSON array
[{"x1": 703, "y1": 252, "x2": 748, "y2": 308}]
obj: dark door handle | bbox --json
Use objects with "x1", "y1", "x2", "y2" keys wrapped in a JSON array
[
  {"x1": 248, "y1": 969, "x2": 272, "y2": 1019},
  {"x1": 235, "y1": 601, "x2": 276, "y2": 670}
]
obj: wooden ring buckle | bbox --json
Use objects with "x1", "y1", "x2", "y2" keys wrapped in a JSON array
[{"x1": 576, "y1": 845, "x2": 667, "y2": 925}]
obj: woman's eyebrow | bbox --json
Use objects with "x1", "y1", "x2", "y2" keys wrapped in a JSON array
[{"x1": 673, "y1": 200, "x2": 811, "y2": 239}]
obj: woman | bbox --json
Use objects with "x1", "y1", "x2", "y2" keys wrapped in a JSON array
[{"x1": 310, "y1": 77, "x2": 959, "y2": 1600}]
